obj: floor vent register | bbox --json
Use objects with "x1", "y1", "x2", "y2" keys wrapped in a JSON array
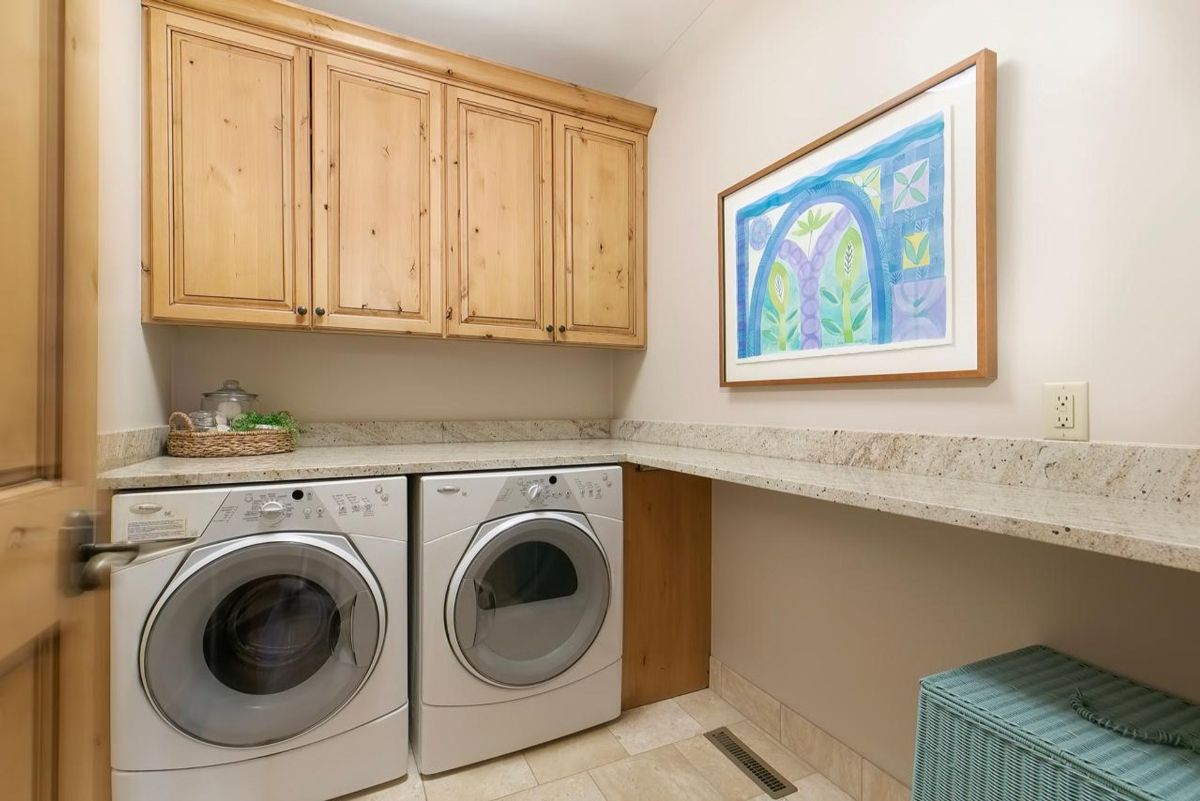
[{"x1": 704, "y1": 727, "x2": 798, "y2": 799}]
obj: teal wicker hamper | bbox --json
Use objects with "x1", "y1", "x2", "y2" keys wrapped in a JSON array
[{"x1": 913, "y1": 646, "x2": 1200, "y2": 801}]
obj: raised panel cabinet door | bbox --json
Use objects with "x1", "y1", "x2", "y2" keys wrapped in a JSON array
[
  {"x1": 146, "y1": 9, "x2": 311, "y2": 327},
  {"x1": 446, "y1": 87, "x2": 554, "y2": 342},
  {"x1": 554, "y1": 116, "x2": 646, "y2": 347},
  {"x1": 313, "y1": 52, "x2": 444, "y2": 335}
]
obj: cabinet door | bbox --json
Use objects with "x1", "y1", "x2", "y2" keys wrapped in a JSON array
[
  {"x1": 312, "y1": 53, "x2": 444, "y2": 335},
  {"x1": 446, "y1": 88, "x2": 554, "y2": 342},
  {"x1": 146, "y1": 9, "x2": 310, "y2": 327},
  {"x1": 554, "y1": 116, "x2": 645, "y2": 347}
]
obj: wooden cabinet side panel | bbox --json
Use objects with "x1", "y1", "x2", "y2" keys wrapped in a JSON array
[
  {"x1": 621, "y1": 465, "x2": 712, "y2": 710},
  {"x1": 555, "y1": 117, "x2": 645, "y2": 348},
  {"x1": 446, "y1": 87, "x2": 553, "y2": 343},
  {"x1": 312, "y1": 51, "x2": 444, "y2": 335},
  {"x1": 145, "y1": 9, "x2": 309, "y2": 327}
]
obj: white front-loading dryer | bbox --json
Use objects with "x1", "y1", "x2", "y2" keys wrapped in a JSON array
[
  {"x1": 413, "y1": 465, "x2": 622, "y2": 774},
  {"x1": 109, "y1": 477, "x2": 409, "y2": 801}
]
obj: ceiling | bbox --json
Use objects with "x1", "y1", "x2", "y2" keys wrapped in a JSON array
[{"x1": 300, "y1": 0, "x2": 714, "y2": 94}]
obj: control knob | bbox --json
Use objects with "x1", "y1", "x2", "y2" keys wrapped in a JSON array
[
  {"x1": 526, "y1": 484, "x2": 543, "y2": 502},
  {"x1": 260, "y1": 500, "x2": 286, "y2": 522}
]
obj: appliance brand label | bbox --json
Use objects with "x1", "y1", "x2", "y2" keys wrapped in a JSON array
[{"x1": 126, "y1": 518, "x2": 190, "y2": 542}]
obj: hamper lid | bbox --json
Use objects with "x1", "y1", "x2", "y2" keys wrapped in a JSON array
[{"x1": 920, "y1": 646, "x2": 1200, "y2": 800}]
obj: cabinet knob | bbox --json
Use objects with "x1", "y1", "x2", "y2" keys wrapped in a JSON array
[
  {"x1": 558, "y1": 325, "x2": 566, "y2": 333},
  {"x1": 545, "y1": 324, "x2": 553, "y2": 333},
  {"x1": 315, "y1": 307, "x2": 326, "y2": 317},
  {"x1": 296, "y1": 305, "x2": 308, "y2": 316}
]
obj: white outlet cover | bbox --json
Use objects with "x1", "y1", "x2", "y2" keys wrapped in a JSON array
[{"x1": 1043, "y1": 382, "x2": 1089, "y2": 441}]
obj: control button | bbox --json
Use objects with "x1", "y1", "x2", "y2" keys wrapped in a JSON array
[
  {"x1": 303, "y1": 507, "x2": 312, "y2": 518},
  {"x1": 260, "y1": 500, "x2": 286, "y2": 522},
  {"x1": 375, "y1": 484, "x2": 383, "y2": 494},
  {"x1": 526, "y1": 484, "x2": 543, "y2": 501},
  {"x1": 381, "y1": 493, "x2": 390, "y2": 503}
]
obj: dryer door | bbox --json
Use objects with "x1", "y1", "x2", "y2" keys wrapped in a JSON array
[
  {"x1": 140, "y1": 533, "x2": 384, "y2": 747},
  {"x1": 446, "y1": 511, "x2": 611, "y2": 687}
]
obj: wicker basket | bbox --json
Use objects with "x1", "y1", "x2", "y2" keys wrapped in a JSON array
[{"x1": 166, "y1": 412, "x2": 295, "y2": 458}]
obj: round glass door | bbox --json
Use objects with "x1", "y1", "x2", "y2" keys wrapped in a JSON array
[
  {"x1": 446, "y1": 512, "x2": 610, "y2": 687},
  {"x1": 141, "y1": 535, "x2": 382, "y2": 747}
]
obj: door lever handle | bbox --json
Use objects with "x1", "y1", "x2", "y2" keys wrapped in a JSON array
[
  {"x1": 73, "y1": 538, "x2": 194, "y2": 593},
  {"x1": 78, "y1": 550, "x2": 138, "y2": 591}
]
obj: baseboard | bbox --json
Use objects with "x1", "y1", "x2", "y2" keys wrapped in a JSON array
[{"x1": 709, "y1": 655, "x2": 911, "y2": 801}]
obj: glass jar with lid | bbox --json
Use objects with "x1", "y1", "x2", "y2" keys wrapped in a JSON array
[{"x1": 201, "y1": 379, "x2": 258, "y2": 426}]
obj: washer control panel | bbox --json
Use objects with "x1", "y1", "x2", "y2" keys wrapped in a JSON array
[{"x1": 112, "y1": 476, "x2": 408, "y2": 547}]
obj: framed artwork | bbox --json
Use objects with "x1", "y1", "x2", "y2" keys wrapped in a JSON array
[{"x1": 718, "y1": 50, "x2": 996, "y2": 386}]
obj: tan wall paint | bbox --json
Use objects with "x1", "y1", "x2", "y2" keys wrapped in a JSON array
[
  {"x1": 97, "y1": 0, "x2": 171, "y2": 433},
  {"x1": 615, "y1": 0, "x2": 1200, "y2": 446},
  {"x1": 170, "y1": 327, "x2": 613, "y2": 421},
  {"x1": 713, "y1": 482, "x2": 1200, "y2": 784}
]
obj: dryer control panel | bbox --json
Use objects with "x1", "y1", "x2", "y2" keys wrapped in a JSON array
[{"x1": 418, "y1": 465, "x2": 622, "y2": 540}]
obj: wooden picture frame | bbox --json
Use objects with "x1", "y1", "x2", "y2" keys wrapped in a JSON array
[{"x1": 718, "y1": 49, "x2": 996, "y2": 386}]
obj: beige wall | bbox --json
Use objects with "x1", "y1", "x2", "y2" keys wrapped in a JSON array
[
  {"x1": 615, "y1": 0, "x2": 1200, "y2": 446},
  {"x1": 97, "y1": 0, "x2": 171, "y2": 433},
  {"x1": 620, "y1": 0, "x2": 1200, "y2": 787},
  {"x1": 713, "y1": 482, "x2": 1200, "y2": 783},
  {"x1": 170, "y1": 327, "x2": 614, "y2": 422}
]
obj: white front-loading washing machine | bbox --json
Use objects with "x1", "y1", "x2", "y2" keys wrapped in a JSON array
[
  {"x1": 413, "y1": 465, "x2": 622, "y2": 774},
  {"x1": 109, "y1": 477, "x2": 408, "y2": 801}
]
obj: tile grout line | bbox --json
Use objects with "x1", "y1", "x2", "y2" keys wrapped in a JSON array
[{"x1": 669, "y1": 739, "x2": 736, "y2": 801}]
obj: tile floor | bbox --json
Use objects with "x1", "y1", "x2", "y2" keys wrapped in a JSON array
[{"x1": 341, "y1": 692, "x2": 854, "y2": 801}]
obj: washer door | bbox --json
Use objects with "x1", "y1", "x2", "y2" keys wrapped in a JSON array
[
  {"x1": 141, "y1": 533, "x2": 383, "y2": 747},
  {"x1": 446, "y1": 511, "x2": 610, "y2": 687}
]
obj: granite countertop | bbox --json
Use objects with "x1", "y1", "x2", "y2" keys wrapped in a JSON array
[{"x1": 99, "y1": 438, "x2": 1200, "y2": 574}]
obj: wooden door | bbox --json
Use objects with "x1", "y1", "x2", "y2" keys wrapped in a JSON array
[
  {"x1": 554, "y1": 116, "x2": 646, "y2": 347},
  {"x1": 145, "y1": 9, "x2": 311, "y2": 328},
  {"x1": 1, "y1": 0, "x2": 107, "y2": 797},
  {"x1": 446, "y1": 87, "x2": 554, "y2": 343},
  {"x1": 312, "y1": 52, "x2": 444, "y2": 336}
]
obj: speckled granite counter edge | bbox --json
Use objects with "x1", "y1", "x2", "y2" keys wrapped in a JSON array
[
  {"x1": 614, "y1": 419, "x2": 1199, "y2": 506},
  {"x1": 99, "y1": 438, "x2": 1200, "y2": 574},
  {"x1": 98, "y1": 418, "x2": 611, "y2": 470},
  {"x1": 102, "y1": 417, "x2": 1199, "y2": 506}
]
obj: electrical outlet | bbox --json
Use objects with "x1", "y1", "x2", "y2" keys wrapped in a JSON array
[{"x1": 1043, "y1": 382, "x2": 1089, "y2": 441}]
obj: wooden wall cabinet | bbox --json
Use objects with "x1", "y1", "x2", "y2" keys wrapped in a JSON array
[
  {"x1": 312, "y1": 52, "x2": 443, "y2": 336},
  {"x1": 146, "y1": 9, "x2": 311, "y2": 328},
  {"x1": 143, "y1": 0, "x2": 651, "y2": 348},
  {"x1": 446, "y1": 88, "x2": 554, "y2": 343},
  {"x1": 554, "y1": 116, "x2": 646, "y2": 347}
]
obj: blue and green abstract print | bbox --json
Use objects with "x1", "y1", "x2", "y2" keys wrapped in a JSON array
[{"x1": 735, "y1": 113, "x2": 948, "y2": 360}]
